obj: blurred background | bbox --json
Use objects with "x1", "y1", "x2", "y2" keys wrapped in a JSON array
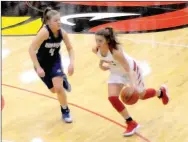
[{"x1": 2, "y1": 1, "x2": 188, "y2": 35}]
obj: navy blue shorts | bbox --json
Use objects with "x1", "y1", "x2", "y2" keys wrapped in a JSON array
[{"x1": 36, "y1": 58, "x2": 64, "y2": 89}]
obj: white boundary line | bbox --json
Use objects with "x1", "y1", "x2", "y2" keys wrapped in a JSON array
[{"x1": 2, "y1": 140, "x2": 15, "y2": 142}]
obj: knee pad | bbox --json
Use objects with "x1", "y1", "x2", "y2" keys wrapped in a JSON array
[
  {"x1": 141, "y1": 88, "x2": 156, "y2": 100},
  {"x1": 108, "y1": 96, "x2": 125, "y2": 112}
]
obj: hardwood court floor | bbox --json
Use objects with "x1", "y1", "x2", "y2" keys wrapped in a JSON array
[{"x1": 2, "y1": 27, "x2": 188, "y2": 142}]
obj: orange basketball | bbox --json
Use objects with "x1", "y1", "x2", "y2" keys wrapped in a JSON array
[{"x1": 120, "y1": 87, "x2": 139, "y2": 105}]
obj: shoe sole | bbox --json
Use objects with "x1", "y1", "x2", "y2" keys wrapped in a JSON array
[
  {"x1": 62, "y1": 117, "x2": 73, "y2": 123},
  {"x1": 64, "y1": 120, "x2": 73, "y2": 123},
  {"x1": 161, "y1": 84, "x2": 170, "y2": 104},
  {"x1": 63, "y1": 74, "x2": 72, "y2": 92},
  {"x1": 64, "y1": 84, "x2": 71, "y2": 92},
  {"x1": 63, "y1": 80, "x2": 72, "y2": 92},
  {"x1": 123, "y1": 124, "x2": 140, "y2": 137}
]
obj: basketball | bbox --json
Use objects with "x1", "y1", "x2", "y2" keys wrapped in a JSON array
[{"x1": 120, "y1": 86, "x2": 139, "y2": 105}]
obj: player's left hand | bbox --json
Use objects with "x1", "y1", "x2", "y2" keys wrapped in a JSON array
[{"x1": 68, "y1": 63, "x2": 74, "y2": 76}]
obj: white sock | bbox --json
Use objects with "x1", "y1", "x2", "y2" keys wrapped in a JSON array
[
  {"x1": 61, "y1": 105, "x2": 68, "y2": 109},
  {"x1": 158, "y1": 90, "x2": 161, "y2": 97}
]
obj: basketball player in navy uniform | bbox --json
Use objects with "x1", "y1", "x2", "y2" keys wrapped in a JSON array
[{"x1": 29, "y1": 7, "x2": 74, "y2": 123}]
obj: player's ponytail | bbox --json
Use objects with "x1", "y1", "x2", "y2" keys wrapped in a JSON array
[
  {"x1": 43, "y1": 7, "x2": 52, "y2": 24},
  {"x1": 37, "y1": 7, "x2": 52, "y2": 32},
  {"x1": 38, "y1": 7, "x2": 59, "y2": 32},
  {"x1": 106, "y1": 27, "x2": 119, "y2": 52},
  {"x1": 96, "y1": 27, "x2": 120, "y2": 53}
]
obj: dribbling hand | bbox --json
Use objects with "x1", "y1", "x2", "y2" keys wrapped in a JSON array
[
  {"x1": 36, "y1": 67, "x2": 45, "y2": 77},
  {"x1": 100, "y1": 65, "x2": 110, "y2": 71},
  {"x1": 99, "y1": 62, "x2": 110, "y2": 71}
]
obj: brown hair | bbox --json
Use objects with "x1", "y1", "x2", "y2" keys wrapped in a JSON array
[{"x1": 95, "y1": 27, "x2": 120, "y2": 53}]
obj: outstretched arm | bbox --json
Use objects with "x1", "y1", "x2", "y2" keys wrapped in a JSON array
[{"x1": 62, "y1": 29, "x2": 74, "y2": 76}]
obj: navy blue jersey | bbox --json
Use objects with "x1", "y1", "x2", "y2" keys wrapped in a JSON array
[{"x1": 37, "y1": 25, "x2": 63, "y2": 66}]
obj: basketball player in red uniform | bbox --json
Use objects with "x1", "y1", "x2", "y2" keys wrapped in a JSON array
[{"x1": 92, "y1": 27, "x2": 169, "y2": 136}]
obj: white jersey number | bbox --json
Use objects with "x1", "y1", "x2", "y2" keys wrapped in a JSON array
[{"x1": 49, "y1": 48, "x2": 55, "y2": 56}]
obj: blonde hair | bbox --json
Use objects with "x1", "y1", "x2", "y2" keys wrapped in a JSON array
[{"x1": 42, "y1": 7, "x2": 59, "y2": 24}]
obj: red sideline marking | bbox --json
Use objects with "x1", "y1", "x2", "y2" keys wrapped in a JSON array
[{"x1": 2, "y1": 83, "x2": 151, "y2": 142}]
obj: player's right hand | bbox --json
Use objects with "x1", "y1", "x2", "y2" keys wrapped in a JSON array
[
  {"x1": 36, "y1": 67, "x2": 45, "y2": 77},
  {"x1": 99, "y1": 64, "x2": 110, "y2": 71}
]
